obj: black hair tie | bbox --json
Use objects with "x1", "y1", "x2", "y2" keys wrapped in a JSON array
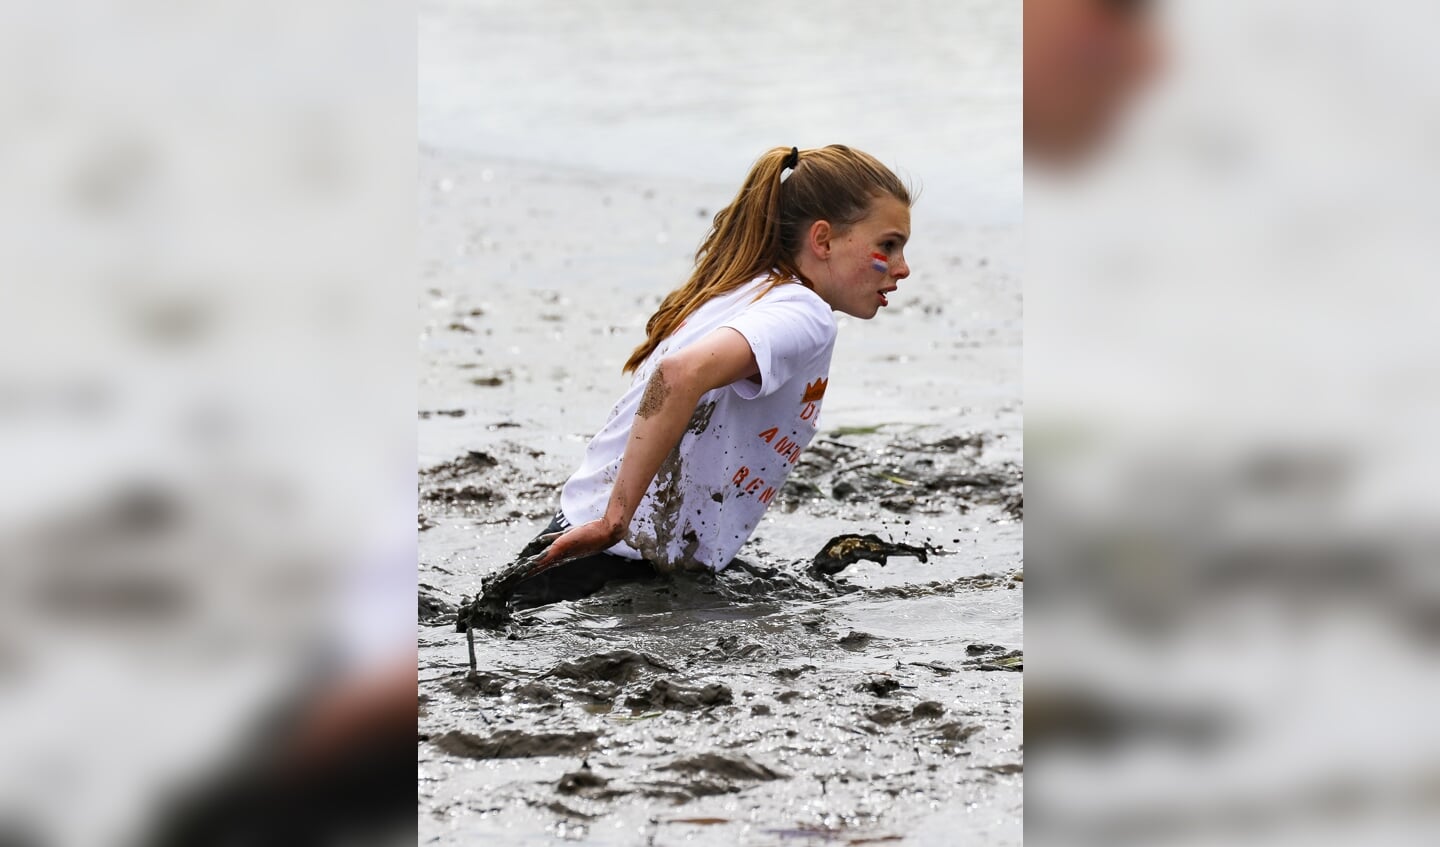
[{"x1": 782, "y1": 146, "x2": 800, "y2": 171}]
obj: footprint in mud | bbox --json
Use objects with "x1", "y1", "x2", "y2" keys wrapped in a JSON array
[{"x1": 431, "y1": 728, "x2": 599, "y2": 760}]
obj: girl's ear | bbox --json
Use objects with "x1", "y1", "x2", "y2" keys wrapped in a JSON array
[{"x1": 807, "y1": 219, "x2": 833, "y2": 259}]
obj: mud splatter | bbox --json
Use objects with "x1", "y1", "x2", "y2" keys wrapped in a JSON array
[{"x1": 635, "y1": 363, "x2": 671, "y2": 419}]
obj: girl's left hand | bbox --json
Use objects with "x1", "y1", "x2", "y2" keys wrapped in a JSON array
[{"x1": 528, "y1": 519, "x2": 624, "y2": 573}]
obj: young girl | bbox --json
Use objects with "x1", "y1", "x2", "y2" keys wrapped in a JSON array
[{"x1": 509, "y1": 145, "x2": 912, "y2": 606}]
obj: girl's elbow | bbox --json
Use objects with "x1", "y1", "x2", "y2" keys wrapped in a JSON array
[{"x1": 655, "y1": 354, "x2": 704, "y2": 395}]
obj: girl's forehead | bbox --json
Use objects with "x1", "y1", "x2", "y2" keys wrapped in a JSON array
[{"x1": 863, "y1": 196, "x2": 911, "y2": 234}]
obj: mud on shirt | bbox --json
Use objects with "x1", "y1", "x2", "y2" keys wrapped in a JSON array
[{"x1": 560, "y1": 274, "x2": 836, "y2": 572}]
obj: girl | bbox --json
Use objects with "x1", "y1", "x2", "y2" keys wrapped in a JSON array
[{"x1": 509, "y1": 144, "x2": 912, "y2": 607}]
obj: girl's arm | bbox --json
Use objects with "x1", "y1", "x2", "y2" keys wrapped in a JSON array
[{"x1": 531, "y1": 327, "x2": 759, "y2": 569}]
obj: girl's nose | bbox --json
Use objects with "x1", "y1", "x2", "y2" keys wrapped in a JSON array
[{"x1": 892, "y1": 255, "x2": 910, "y2": 279}]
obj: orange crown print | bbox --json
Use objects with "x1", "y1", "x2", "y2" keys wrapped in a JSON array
[{"x1": 802, "y1": 378, "x2": 829, "y2": 403}]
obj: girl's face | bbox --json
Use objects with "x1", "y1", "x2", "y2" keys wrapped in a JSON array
[{"x1": 812, "y1": 195, "x2": 912, "y2": 320}]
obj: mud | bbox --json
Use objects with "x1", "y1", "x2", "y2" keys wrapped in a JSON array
[
  {"x1": 418, "y1": 198, "x2": 1022, "y2": 845},
  {"x1": 432, "y1": 728, "x2": 600, "y2": 760},
  {"x1": 417, "y1": 5, "x2": 1022, "y2": 834},
  {"x1": 811, "y1": 533, "x2": 933, "y2": 575},
  {"x1": 541, "y1": 650, "x2": 676, "y2": 684},
  {"x1": 623, "y1": 679, "x2": 734, "y2": 711}
]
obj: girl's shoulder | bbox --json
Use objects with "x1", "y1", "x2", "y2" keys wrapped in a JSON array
[{"x1": 751, "y1": 276, "x2": 834, "y2": 322}]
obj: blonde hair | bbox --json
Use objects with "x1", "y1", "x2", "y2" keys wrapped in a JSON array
[{"x1": 622, "y1": 144, "x2": 910, "y2": 374}]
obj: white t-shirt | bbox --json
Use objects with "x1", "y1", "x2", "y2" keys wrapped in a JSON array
[{"x1": 560, "y1": 274, "x2": 837, "y2": 572}]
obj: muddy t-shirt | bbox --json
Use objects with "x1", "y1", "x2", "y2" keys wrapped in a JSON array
[{"x1": 560, "y1": 275, "x2": 836, "y2": 572}]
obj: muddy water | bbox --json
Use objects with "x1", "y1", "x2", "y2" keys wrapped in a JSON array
[{"x1": 418, "y1": 3, "x2": 1020, "y2": 843}]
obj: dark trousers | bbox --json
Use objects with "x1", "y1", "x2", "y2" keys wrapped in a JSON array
[{"x1": 508, "y1": 511, "x2": 657, "y2": 609}]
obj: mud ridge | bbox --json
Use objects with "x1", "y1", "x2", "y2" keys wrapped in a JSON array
[{"x1": 431, "y1": 728, "x2": 600, "y2": 760}]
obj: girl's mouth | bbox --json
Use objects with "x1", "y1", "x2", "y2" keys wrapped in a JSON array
[{"x1": 878, "y1": 286, "x2": 896, "y2": 307}]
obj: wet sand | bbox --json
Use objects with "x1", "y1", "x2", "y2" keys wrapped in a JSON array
[{"x1": 417, "y1": 149, "x2": 1022, "y2": 844}]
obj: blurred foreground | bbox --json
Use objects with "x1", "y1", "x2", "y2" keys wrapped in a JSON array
[
  {"x1": 0, "y1": 3, "x2": 415, "y2": 844},
  {"x1": 1026, "y1": 1, "x2": 1440, "y2": 845}
]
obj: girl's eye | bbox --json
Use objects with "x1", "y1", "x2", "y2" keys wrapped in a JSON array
[{"x1": 881, "y1": 241, "x2": 896, "y2": 252}]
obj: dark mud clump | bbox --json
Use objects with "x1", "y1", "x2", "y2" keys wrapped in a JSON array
[
  {"x1": 866, "y1": 705, "x2": 911, "y2": 725},
  {"x1": 514, "y1": 682, "x2": 559, "y2": 703},
  {"x1": 925, "y1": 722, "x2": 983, "y2": 746},
  {"x1": 659, "y1": 753, "x2": 786, "y2": 782},
  {"x1": 456, "y1": 551, "x2": 551, "y2": 633},
  {"x1": 782, "y1": 431, "x2": 1022, "y2": 518},
  {"x1": 811, "y1": 534, "x2": 932, "y2": 576},
  {"x1": 421, "y1": 444, "x2": 561, "y2": 530},
  {"x1": 963, "y1": 646, "x2": 1024, "y2": 672},
  {"x1": 419, "y1": 584, "x2": 456, "y2": 624},
  {"x1": 911, "y1": 701, "x2": 947, "y2": 720},
  {"x1": 855, "y1": 674, "x2": 903, "y2": 697},
  {"x1": 441, "y1": 670, "x2": 508, "y2": 697},
  {"x1": 423, "y1": 485, "x2": 500, "y2": 505},
  {"x1": 623, "y1": 679, "x2": 733, "y2": 711},
  {"x1": 421, "y1": 450, "x2": 498, "y2": 484},
  {"x1": 432, "y1": 728, "x2": 599, "y2": 760},
  {"x1": 541, "y1": 650, "x2": 676, "y2": 684},
  {"x1": 771, "y1": 664, "x2": 817, "y2": 680},
  {"x1": 556, "y1": 764, "x2": 621, "y2": 798}
]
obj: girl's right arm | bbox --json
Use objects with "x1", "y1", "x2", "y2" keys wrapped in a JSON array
[{"x1": 531, "y1": 327, "x2": 759, "y2": 569}]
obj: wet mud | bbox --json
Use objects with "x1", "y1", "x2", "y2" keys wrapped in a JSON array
[
  {"x1": 419, "y1": 413, "x2": 1023, "y2": 843},
  {"x1": 417, "y1": 148, "x2": 1021, "y2": 842}
]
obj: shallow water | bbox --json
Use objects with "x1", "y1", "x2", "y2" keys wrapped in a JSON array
[{"x1": 418, "y1": 2, "x2": 1020, "y2": 843}]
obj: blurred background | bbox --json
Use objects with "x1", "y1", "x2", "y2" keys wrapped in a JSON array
[
  {"x1": 0, "y1": 1, "x2": 415, "y2": 844},
  {"x1": 1025, "y1": 0, "x2": 1440, "y2": 845}
]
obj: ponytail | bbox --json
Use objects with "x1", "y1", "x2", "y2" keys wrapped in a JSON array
[{"x1": 622, "y1": 144, "x2": 910, "y2": 374}]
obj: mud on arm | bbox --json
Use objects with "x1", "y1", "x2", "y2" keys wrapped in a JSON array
[{"x1": 533, "y1": 328, "x2": 759, "y2": 567}]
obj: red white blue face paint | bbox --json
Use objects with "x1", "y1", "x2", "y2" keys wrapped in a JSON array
[{"x1": 870, "y1": 252, "x2": 890, "y2": 273}]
